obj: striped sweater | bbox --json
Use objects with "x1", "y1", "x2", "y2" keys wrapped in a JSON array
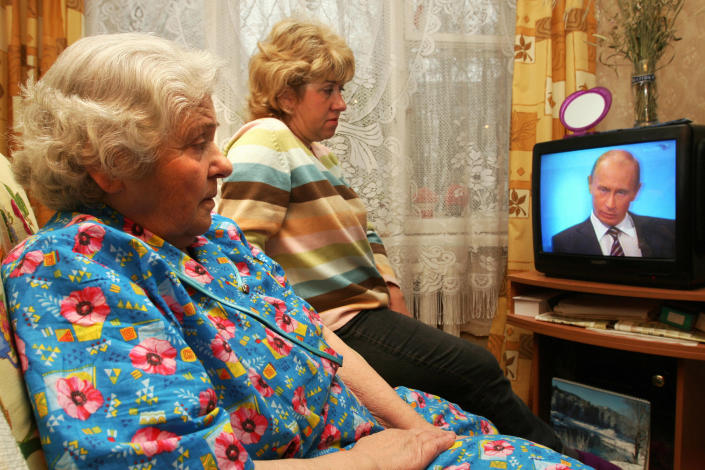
[{"x1": 217, "y1": 118, "x2": 398, "y2": 329}]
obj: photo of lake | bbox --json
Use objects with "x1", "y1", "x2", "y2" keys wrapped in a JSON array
[{"x1": 551, "y1": 378, "x2": 650, "y2": 470}]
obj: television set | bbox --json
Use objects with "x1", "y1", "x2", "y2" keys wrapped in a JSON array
[{"x1": 532, "y1": 121, "x2": 705, "y2": 289}]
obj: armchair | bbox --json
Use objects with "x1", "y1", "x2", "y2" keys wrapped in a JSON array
[{"x1": 0, "y1": 152, "x2": 46, "y2": 469}]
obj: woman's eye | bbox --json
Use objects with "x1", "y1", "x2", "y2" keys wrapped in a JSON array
[{"x1": 191, "y1": 140, "x2": 208, "y2": 151}]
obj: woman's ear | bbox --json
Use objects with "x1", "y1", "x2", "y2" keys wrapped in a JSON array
[
  {"x1": 278, "y1": 88, "x2": 297, "y2": 115},
  {"x1": 88, "y1": 169, "x2": 124, "y2": 194}
]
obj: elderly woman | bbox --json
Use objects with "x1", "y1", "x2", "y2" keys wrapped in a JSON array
[
  {"x1": 4, "y1": 33, "x2": 589, "y2": 469},
  {"x1": 217, "y1": 18, "x2": 603, "y2": 463}
]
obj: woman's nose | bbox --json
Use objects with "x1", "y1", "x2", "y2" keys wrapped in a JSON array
[
  {"x1": 211, "y1": 147, "x2": 233, "y2": 178},
  {"x1": 333, "y1": 92, "x2": 347, "y2": 111}
]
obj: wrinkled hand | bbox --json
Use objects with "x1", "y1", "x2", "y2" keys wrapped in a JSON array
[{"x1": 350, "y1": 427, "x2": 456, "y2": 470}]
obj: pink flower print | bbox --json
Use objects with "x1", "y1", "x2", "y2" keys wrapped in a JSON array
[
  {"x1": 320, "y1": 359, "x2": 336, "y2": 376},
  {"x1": 265, "y1": 329, "x2": 292, "y2": 356},
  {"x1": 199, "y1": 388, "x2": 218, "y2": 416},
  {"x1": 211, "y1": 334, "x2": 238, "y2": 363},
  {"x1": 208, "y1": 315, "x2": 236, "y2": 339},
  {"x1": 275, "y1": 311, "x2": 299, "y2": 333},
  {"x1": 3, "y1": 239, "x2": 27, "y2": 264},
  {"x1": 9, "y1": 250, "x2": 43, "y2": 278},
  {"x1": 480, "y1": 419, "x2": 494, "y2": 435},
  {"x1": 330, "y1": 378, "x2": 342, "y2": 395},
  {"x1": 483, "y1": 439, "x2": 515, "y2": 457},
  {"x1": 411, "y1": 390, "x2": 426, "y2": 408},
  {"x1": 247, "y1": 368, "x2": 274, "y2": 397},
  {"x1": 163, "y1": 295, "x2": 184, "y2": 323},
  {"x1": 355, "y1": 421, "x2": 373, "y2": 440},
  {"x1": 281, "y1": 434, "x2": 301, "y2": 458},
  {"x1": 448, "y1": 403, "x2": 466, "y2": 420},
  {"x1": 184, "y1": 259, "x2": 214, "y2": 284},
  {"x1": 320, "y1": 347, "x2": 339, "y2": 375},
  {"x1": 214, "y1": 431, "x2": 249, "y2": 470},
  {"x1": 263, "y1": 296, "x2": 287, "y2": 316},
  {"x1": 60, "y1": 286, "x2": 110, "y2": 326},
  {"x1": 445, "y1": 465, "x2": 470, "y2": 470},
  {"x1": 544, "y1": 465, "x2": 571, "y2": 470},
  {"x1": 303, "y1": 305, "x2": 322, "y2": 327},
  {"x1": 123, "y1": 220, "x2": 154, "y2": 242},
  {"x1": 131, "y1": 427, "x2": 181, "y2": 457},
  {"x1": 317, "y1": 423, "x2": 341, "y2": 450},
  {"x1": 129, "y1": 338, "x2": 177, "y2": 375},
  {"x1": 55, "y1": 376, "x2": 104, "y2": 420},
  {"x1": 192, "y1": 236, "x2": 208, "y2": 247},
  {"x1": 292, "y1": 386, "x2": 310, "y2": 416},
  {"x1": 248, "y1": 243, "x2": 261, "y2": 256},
  {"x1": 14, "y1": 335, "x2": 28, "y2": 372},
  {"x1": 235, "y1": 262, "x2": 250, "y2": 277},
  {"x1": 433, "y1": 414, "x2": 448, "y2": 428},
  {"x1": 72, "y1": 223, "x2": 105, "y2": 256},
  {"x1": 66, "y1": 214, "x2": 97, "y2": 226},
  {"x1": 226, "y1": 225, "x2": 241, "y2": 241},
  {"x1": 269, "y1": 272, "x2": 286, "y2": 287},
  {"x1": 231, "y1": 407, "x2": 268, "y2": 444}
]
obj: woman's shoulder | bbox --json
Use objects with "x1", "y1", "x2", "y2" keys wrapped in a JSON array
[
  {"x1": 0, "y1": 211, "x2": 127, "y2": 280},
  {"x1": 224, "y1": 118, "x2": 306, "y2": 157},
  {"x1": 205, "y1": 214, "x2": 278, "y2": 267}
]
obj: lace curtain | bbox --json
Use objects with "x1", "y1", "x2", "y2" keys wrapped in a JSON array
[{"x1": 86, "y1": 0, "x2": 515, "y2": 335}]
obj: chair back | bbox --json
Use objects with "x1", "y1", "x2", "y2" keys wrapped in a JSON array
[{"x1": 0, "y1": 152, "x2": 46, "y2": 469}]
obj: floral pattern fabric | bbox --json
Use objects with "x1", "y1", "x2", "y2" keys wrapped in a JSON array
[{"x1": 2, "y1": 205, "x2": 588, "y2": 469}]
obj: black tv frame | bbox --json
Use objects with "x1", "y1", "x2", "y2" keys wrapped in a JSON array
[{"x1": 532, "y1": 122, "x2": 705, "y2": 289}]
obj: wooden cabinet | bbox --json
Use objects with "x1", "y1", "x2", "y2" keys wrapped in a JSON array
[{"x1": 507, "y1": 271, "x2": 705, "y2": 470}]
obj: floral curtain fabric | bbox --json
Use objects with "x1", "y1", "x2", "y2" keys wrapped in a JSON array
[
  {"x1": 1, "y1": 0, "x2": 84, "y2": 226},
  {"x1": 86, "y1": 0, "x2": 516, "y2": 335},
  {"x1": 491, "y1": 0, "x2": 596, "y2": 402}
]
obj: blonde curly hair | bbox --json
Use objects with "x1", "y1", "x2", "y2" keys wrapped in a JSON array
[
  {"x1": 12, "y1": 32, "x2": 223, "y2": 211},
  {"x1": 247, "y1": 18, "x2": 355, "y2": 121}
]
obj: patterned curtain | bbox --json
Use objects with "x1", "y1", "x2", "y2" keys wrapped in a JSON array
[
  {"x1": 1, "y1": 0, "x2": 84, "y2": 226},
  {"x1": 489, "y1": 0, "x2": 596, "y2": 402},
  {"x1": 86, "y1": 0, "x2": 516, "y2": 336}
]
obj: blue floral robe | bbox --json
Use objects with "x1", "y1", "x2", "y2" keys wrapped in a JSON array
[{"x1": 1, "y1": 205, "x2": 589, "y2": 469}]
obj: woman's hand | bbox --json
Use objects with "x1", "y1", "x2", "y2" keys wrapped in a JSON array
[
  {"x1": 350, "y1": 427, "x2": 457, "y2": 470},
  {"x1": 255, "y1": 427, "x2": 456, "y2": 470},
  {"x1": 387, "y1": 283, "x2": 412, "y2": 317}
]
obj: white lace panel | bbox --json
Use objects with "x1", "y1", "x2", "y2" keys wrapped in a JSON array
[{"x1": 86, "y1": 0, "x2": 515, "y2": 332}]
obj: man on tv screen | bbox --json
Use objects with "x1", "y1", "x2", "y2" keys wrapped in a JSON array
[{"x1": 551, "y1": 149, "x2": 675, "y2": 257}]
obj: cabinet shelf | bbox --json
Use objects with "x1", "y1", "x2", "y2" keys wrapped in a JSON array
[{"x1": 507, "y1": 271, "x2": 705, "y2": 470}]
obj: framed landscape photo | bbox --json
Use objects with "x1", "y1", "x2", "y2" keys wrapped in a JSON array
[{"x1": 551, "y1": 377, "x2": 650, "y2": 470}]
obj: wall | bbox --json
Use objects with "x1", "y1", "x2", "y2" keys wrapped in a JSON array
[{"x1": 595, "y1": 2, "x2": 705, "y2": 131}]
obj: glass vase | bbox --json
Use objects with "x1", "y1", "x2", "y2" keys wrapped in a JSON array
[{"x1": 631, "y1": 59, "x2": 658, "y2": 127}]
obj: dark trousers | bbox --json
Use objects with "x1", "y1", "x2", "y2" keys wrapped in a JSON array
[{"x1": 334, "y1": 307, "x2": 564, "y2": 451}]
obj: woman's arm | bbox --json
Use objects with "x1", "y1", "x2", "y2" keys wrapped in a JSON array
[
  {"x1": 255, "y1": 327, "x2": 457, "y2": 469},
  {"x1": 322, "y1": 326, "x2": 437, "y2": 430},
  {"x1": 255, "y1": 427, "x2": 455, "y2": 470}
]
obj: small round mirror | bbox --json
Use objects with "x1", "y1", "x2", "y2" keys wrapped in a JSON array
[{"x1": 559, "y1": 87, "x2": 612, "y2": 135}]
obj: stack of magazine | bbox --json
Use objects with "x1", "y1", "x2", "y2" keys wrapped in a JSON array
[{"x1": 535, "y1": 293, "x2": 705, "y2": 345}]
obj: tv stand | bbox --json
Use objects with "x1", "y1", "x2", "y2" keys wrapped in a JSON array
[{"x1": 507, "y1": 271, "x2": 705, "y2": 470}]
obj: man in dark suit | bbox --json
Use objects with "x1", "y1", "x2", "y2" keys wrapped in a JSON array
[{"x1": 552, "y1": 149, "x2": 675, "y2": 258}]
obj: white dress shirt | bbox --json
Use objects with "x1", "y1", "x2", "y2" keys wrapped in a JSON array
[{"x1": 590, "y1": 212, "x2": 642, "y2": 257}]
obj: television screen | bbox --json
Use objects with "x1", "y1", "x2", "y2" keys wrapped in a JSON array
[
  {"x1": 532, "y1": 122, "x2": 705, "y2": 289},
  {"x1": 539, "y1": 139, "x2": 676, "y2": 258}
]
